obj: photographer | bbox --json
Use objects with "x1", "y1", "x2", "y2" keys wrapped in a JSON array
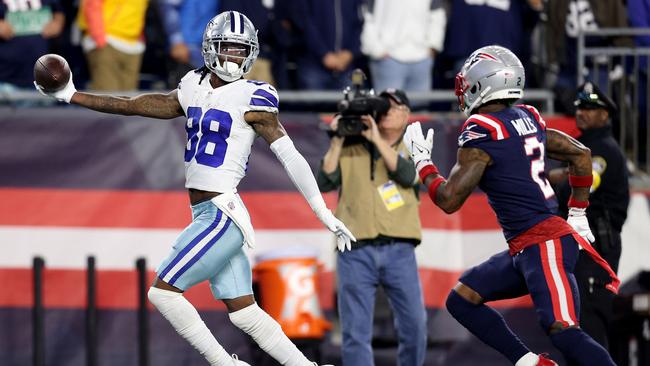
[{"x1": 317, "y1": 89, "x2": 427, "y2": 366}]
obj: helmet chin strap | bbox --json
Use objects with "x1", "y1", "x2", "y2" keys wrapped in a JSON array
[{"x1": 465, "y1": 86, "x2": 492, "y2": 116}]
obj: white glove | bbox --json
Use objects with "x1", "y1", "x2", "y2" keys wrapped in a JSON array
[
  {"x1": 315, "y1": 208, "x2": 356, "y2": 252},
  {"x1": 403, "y1": 121, "x2": 434, "y2": 172},
  {"x1": 567, "y1": 207, "x2": 595, "y2": 243},
  {"x1": 34, "y1": 73, "x2": 76, "y2": 103}
]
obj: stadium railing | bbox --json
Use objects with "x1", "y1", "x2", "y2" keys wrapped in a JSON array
[{"x1": 578, "y1": 27, "x2": 650, "y2": 174}]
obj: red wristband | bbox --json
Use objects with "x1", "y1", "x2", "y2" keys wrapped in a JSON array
[
  {"x1": 569, "y1": 174, "x2": 593, "y2": 187},
  {"x1": 568, "y1": 196, "x2": 589, "y2": 209},
  {"x1": 428, "y1": 176, "x2": 447, "y2": 203},
  {"x1": 418, "y1": 163, "x2": 440, "y2": 182}
]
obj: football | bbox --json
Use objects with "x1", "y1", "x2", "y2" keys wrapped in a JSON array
[{"x1": 33, "y1": 54, "x2": 71, "y2": 93}]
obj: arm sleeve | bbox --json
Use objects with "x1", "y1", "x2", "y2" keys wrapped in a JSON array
[
  {"x1": 159, "y1": 0, "x2": 184, "y2": 46},
  {"x1": 316, "y1": 163, "x2": 341, "y2": 192},
  {"x1": 270, "y1": 135, "x2": 329, "y2": 215},
  {"x1": 387, "y1": 155, "x2": 418, "y2": 187}
]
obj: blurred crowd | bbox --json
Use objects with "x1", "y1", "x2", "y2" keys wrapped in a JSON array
[{"x1": 0, "y1": 0, "x2": 648, "y2": 115}]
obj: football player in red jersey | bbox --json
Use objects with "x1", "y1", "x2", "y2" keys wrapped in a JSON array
[{"x1": 403, "y1": 45, "x2": 619, "y2": 366}]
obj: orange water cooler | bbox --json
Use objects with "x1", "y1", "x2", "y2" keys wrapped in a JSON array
[{"x1": 253, "y1": 248, "x2": 332, "y2": 339}]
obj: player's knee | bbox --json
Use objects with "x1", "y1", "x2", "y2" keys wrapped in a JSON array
[
  {"x1": 148, "y1": 286, "x2": 182, "y2": 308},
  {"x1": 446, "y1": 284, "x2": 482, "y2": 318},
  {"x1": 548, "y1": 321, "x2": 579, "y2": 335},
  {"x1": 450, "y1": 282, "x2": 483, "y2": 304}
]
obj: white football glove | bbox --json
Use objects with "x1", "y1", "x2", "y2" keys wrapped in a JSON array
[
  {"x1": 315, "y1": 208, "x2": 355, "y2": 252},
  {"x1": 567, "y1": 207, "x2": 595, "y2": 243},
  {"x1": 34, "y1": 72, "x2": 76, "y2": 103},
  {"x1": 403, "y1": 121, "x2": 434, "y2": 172}
]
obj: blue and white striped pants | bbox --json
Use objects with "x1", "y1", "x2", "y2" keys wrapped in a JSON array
[{"x1": 156, "y1": 199, "x2": 253, "y2": 299}]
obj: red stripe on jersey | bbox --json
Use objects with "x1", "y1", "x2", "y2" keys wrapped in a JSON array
[
  {"x1": 518, "y1": 104, "x2": 546, "y2": 129},
  {"x1": 479, "y1": 114, "x2": 511, "y2": 138},
  {"x1": 539, "y1": 241, "x2": 567, "y2": 327},
  {"x1": 553, "y1": 238, "x2": 578, "y2": 324}
]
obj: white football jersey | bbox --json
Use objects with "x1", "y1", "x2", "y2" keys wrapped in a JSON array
[{"x1": 176, "y1": 70, "x2": 279, "y2": 192}]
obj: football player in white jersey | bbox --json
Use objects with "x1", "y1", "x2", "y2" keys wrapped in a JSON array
[{"x1": 35, "y1": 10, "x2": 353, "y2": 366}]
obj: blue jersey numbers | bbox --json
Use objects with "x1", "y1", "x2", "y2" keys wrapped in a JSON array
[{"x1": 184, "y1": 107, "x2": 233, "y2": 168}]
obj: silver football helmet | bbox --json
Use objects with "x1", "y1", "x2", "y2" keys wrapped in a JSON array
[
  {"x1": 202, "y1": 11, "x2": 259, "y2": 82},
  {"x1": 455, "y1": 45, "x2": 525, "y2": 116}
]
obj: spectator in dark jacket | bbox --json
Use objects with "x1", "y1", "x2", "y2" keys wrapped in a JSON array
[
  {"x1": 442, "y1": 0, "x2": 541, "y2": 87},
  {"x1": 221, "y1": 0, "x2": 294, "y2": 87},
  {"x1": 291, "y1": 0, "x2": 364, "y2": 90}
]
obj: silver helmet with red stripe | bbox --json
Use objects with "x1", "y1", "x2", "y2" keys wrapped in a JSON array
[
  {"x1": 455, "y1": 45, "x2": 525, "y2": 116},
  {"x1": 202, "y1": 11, "x2": 259, "y2": 82}
]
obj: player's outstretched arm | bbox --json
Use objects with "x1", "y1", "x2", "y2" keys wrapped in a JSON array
[
  {"x1": 546, "y1": 128, "x2": 592, "y2": 202},
  {"x1": 70, "y1": 90, "x2": 185, "y2": 119},
  {"x1": 423, "y1": 148, "x2": 490, "y2": 214},
  {"x1": 245, "y1": 111, "x2": 356, "y2": 251},
  {"x1": 34, "y1": 71, "x2": 184, "y2": 119}
]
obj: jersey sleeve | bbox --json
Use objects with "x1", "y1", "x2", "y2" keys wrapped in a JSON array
[
  {"x1": 176, "y1": 70, "x2": 199, "y2": 116},
  {"x1": 246, "y1": 81, "x2": 279, "y2": 114},
  {"x1": 458, "y1": 119, "x2": 495, "y2": 148},
  {"x1": 516, "y1": 104, "x2": 546, "y2": 130},
  {"x1": 458, "y1": 113, "x2": 511, "y2": 149}
]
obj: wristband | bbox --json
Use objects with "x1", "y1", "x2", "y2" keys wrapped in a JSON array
[
  {"x1": 418, "y1": 163, "x2": 440, "y2": 182},
  {"x1": 428, "y1": 176, "x2": 446, "y2": 203},
  {"x1": 568, "y1": 196, "x2": 589, "y2": 209},
  {"x1": 569, "y1": 174, "x2": 593, "y2": 187}
]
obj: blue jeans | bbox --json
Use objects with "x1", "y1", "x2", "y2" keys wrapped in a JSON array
[
  {"x1": 369, "y1": 57, "x2": 433, "y2": 92},
  {"x1": 337, "y1": 242, "x2": 427, "y2": 366}
]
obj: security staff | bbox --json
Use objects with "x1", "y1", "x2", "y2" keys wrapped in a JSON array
[
  {"x1": 550, "y1": 81, "x2": 630, "y2": 351},
  {"x1": 317, "y1": 89, "x2": 427, "y2": 366}
]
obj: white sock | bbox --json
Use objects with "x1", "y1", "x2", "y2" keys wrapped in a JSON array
[
  {"x1": 229, "y1": 303, "x2": 311, "y2": 366},
  {"x1": 148, "y1": 287, "x2": 232, "y2": 366},
  {"x1": 515, "y1": 352, "x2": 540, "y2": 366}
]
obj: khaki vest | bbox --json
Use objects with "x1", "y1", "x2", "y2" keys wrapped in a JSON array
[{"x1": 335, "y1": 142, "x2": 421, "y2": 242}]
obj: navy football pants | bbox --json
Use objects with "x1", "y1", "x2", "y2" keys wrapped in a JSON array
[
  {"x1": 460, "y1": 234, "x2": 580, "y2": 330},
  {"x1": 455, "y1": 234, "x2": 616, "y2": 365}
]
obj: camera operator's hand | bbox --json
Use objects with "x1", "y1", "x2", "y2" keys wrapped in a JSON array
[
  {"x1": 329, "y1": 115, "x2": 345, "y2": 140},
  {"x1": 360, "y1": 115, "x2": 381, "y2": 144},
  {"x1": 403, "y1": 121, "x2": 434, "y2": 173}
]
